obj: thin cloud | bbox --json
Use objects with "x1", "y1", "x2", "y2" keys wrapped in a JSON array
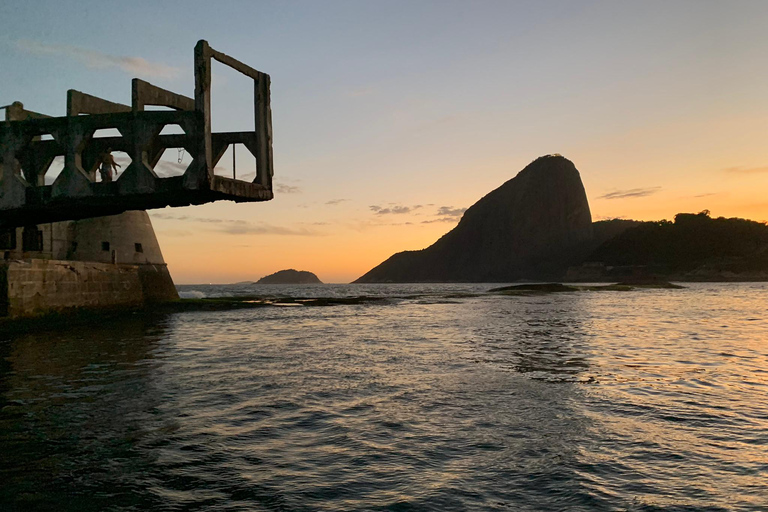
[
  {"x1": 151, "y1": 212, "x2": 184, "y2": 220},
  {"x1": 275, "y1": 183, "x2": 302, "y2": 194},
  {"x1": 419, "y1": 205, "x2": 466, "y2": 223},
  {"x1": 326, "y1": 199, "x2": 348, "y2": 205},
  {"x1": 724, "y1": 166, "x2": 768, "y2": 175},
  {"x1": 370, "y1": 204, "x2": 422, "y2": 215},
  {"x1": 150, "y1": 212, "x2": 321, "y2": 236},
  {"x1": 157, "y1": 229, "x2": 193, "y2": 237},
  {"x1": 436, "y1": 206, "x2": 466, "y2": 218},
  {"x1": 16, "y1": 39, "x2": 179, "y2": 79},
  {"x1": 593, "y1": 215, "x2": 629, "y2": 221},
  {"x1": 349, "y1": 219, "x2": 414, "y2": 231},
  {"x1": 216, "y1": 221, "x2": 320, "y2": 236},
  {"x1": 597, "y1": 187, "x2": 661, "y2": 200},
  {"x1": 421, "y1": 217, "x2": 461, "y2": 224}
]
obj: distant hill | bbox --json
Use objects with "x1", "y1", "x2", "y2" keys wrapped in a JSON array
[
  {"x1": 591, "y1": 218, "x2": 642, "y2": 247},
  {"x1": 355, "y1": 155, "x2": 594, "y2": 282},
  {"x1": 257, "y1": 269, "x2": 322, "y2": 284},
  {"x1": 584, "y1": 211, "x2": 768, "y2": 279}
]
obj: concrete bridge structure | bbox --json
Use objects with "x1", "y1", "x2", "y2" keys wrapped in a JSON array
[
  {"x1": 0, "y1": 41, "x2": 274, "y2": 318},
  {"x1": 0, "y1": 40, "x2": 273, "y2": 229}
]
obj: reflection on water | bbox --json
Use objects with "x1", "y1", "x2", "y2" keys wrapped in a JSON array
[
  {"x1": 0, "y1": 315, "x2": 172, "y2": 510},
  {"x1": 469, "y1": 293, "x2": 594, "y2": 381},
  {"x1": 1, "y1": 283, "x2": 767, "y2": 511}
]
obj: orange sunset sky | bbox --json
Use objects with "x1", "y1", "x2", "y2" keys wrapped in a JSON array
[{"x1": 2, "y1": 1, "x2": 767, "y2": 283}]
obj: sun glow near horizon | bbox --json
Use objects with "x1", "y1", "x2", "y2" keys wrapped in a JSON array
[{"x1": 155, "y1": 153, "x2": 768, "y2": 285}]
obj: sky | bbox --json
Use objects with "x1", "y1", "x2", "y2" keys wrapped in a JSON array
[{"x1": 1, "y1": 0, "x2": 767, "y2": 283}]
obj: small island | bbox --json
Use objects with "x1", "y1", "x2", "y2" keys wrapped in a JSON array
[{"x1": 256, "y1": 269, "x2": 323, "y2": 284}]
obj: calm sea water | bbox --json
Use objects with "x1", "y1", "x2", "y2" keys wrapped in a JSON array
[{"x1": 1, "y1": 282, "x2": 767, "y2": 511}]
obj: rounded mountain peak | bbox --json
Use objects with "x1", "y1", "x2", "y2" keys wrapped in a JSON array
[
  {"x1": 355, "y1": 154, "x2": 594, "y2": 283},
  {"x1": 508, "y1": 154, "x2": 579, "y2": 182}
]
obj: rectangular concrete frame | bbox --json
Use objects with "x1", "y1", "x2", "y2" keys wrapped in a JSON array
[{"x1": 0, "y1": 40, "x2": 273, "y2": 228}]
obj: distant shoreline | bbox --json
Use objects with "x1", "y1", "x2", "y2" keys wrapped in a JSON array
[{"x1": 176, "y1": 277, "x2": 768, "y2": 287}]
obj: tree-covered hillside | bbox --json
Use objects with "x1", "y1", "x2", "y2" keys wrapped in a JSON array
[{"x1": 588, "y1": 211, "x2": 768, "y2": 273}]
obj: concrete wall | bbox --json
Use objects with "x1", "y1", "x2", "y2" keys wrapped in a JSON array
[
  {"x1": 0, "y1": 259, "x2": 144, "y2": 318},
  {"x1": 66, "y1": 211, "x2": 167, "y2": 264},
  {"x1": 2, "y1": 211, "x2": 168, "y2": 265},
  {"x1": 0, "y1": 211, "x2": 179, "y2": 317},
  {"x1": 0, "y1": 259, "x2": 180, "y2": 318},
  {"x1": 137, "y1": 264, "x2": 179, "y2": 303}
]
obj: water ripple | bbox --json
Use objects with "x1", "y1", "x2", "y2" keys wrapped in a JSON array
[{"x1": 1, "y1": 283, "x2": 767, "y2": 510}]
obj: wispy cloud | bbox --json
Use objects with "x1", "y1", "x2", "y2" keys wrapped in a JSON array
[
  {"x1": 151, "y1": 213, "x2": 196, "y2": 221},
  {"x1": 593, "y1": 215, "x2": 629, "y2": 221},
  {"x1": 157, "y1": 229, "x2": 193, "y2": 237},
  {"x1": 275, "y1": 183, "x2": 302, "y2": 194},
  {"x1": 421, "y1": 217, "x2": 459, "y2": 224},
  {"x1": 150, "y1": 213, "x2": 321, "y2": 236},
  {"x1": 347, "y1": 220, "x2": 415, "y2": 231},
  {"x1": 597, "y1": 187, "x2": 661, "y2": 200},
  {"x1": 326, "y1": 199, "x2": 348, "y2": 205},
  {"x1": 216, "y1": 221, "x2": 320, "y2": 236},
  {"x1": 369, "y1": 204, "x2": 422, "y2": 215},
  {"x1": 419, "y1": 205, "x2": 467, "y2": 224},
  {"x1": 16, "y1": 39, "x2": 180, "y2": 79},
  {"x1": 436, "y1": 206, "x2": 466, "y2": 218},
  {"x1": 724, "y1": 165, "x2": 768, "y2": 175}
]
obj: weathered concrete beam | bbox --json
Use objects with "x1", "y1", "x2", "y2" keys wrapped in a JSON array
[
  {"x1": 4, "y1": 102, "x2": 50, "y2": 122},
  {"x1": 254, "y1": 73, "x2": 273, "y2": 188},
  {"x1": 1, "y1": 177, "x2": 272, "y2": 228},
  {"x1": 209, "y1": 47, "x2": 266, "y2": 81},
  {"x1": 132, "y1": 79, "x2": 194, "y2": 112},
  {"x1": 67, "y1": 91, "x2": 131, "y2": 116}
]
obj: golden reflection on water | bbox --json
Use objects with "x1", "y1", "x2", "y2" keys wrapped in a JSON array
[{"x1": 1, "y1": 282, "x2": 767, "y2": 510}]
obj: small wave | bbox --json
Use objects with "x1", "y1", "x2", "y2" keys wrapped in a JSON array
[{"x1": 178, "y1": 290, "x2": 206, "y2": 299}]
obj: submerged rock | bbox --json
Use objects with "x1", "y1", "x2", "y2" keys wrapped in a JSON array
[
  {"x1": 613, "y1": 281, "x2": 684, "y2": 289},
  {"x1": 489, "y1": 283, "x2": 579, "y2": 293},
  {"x1": 488, "y1": 281, "x2": 684, "y2": 295}
]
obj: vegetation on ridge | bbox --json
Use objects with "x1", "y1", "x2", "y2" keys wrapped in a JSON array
[{"x1": 587, "y1": 211, "x2": 768, "y2": 274}]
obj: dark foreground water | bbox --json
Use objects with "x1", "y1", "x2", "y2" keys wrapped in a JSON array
[{"x1": 1, "y1": 283, "x2": 767, "y2": 511}]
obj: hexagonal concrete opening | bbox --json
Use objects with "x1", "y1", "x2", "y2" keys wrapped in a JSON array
[{"x1": 97, "y1": 150, "x2": 131, "y2": 183}]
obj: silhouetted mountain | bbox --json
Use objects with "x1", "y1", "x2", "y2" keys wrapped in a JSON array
[
  {"x1": 585, "y1": 211, "x2": 768, "y2": 278},
  {"x1": 257, "y1": 269, "x2": 322, "y2": 284},
  {"x1": 355, "y1": 155, "x2": 594, "y2": 282}
]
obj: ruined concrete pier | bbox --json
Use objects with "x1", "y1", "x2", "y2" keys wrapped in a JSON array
[
  {"x1": 0, "y1": 40, "x2": 273, "y2": 228},
  {"x1": 0, "y1": 41, "x2": 275, "y2": 318}
]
